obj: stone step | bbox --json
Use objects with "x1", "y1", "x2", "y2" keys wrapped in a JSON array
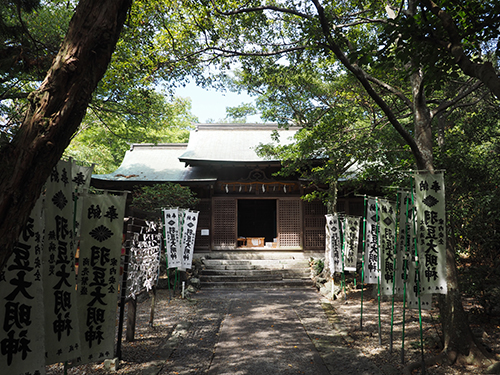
[
  {"x1": 202, "y1": 259, "x2": 310, "y2": 270},
  {"x1": 201, "y1": 269, "x2": 310, "y2": 277},
  {"x1": 195, "y1": 251, "x2": 323, "y2": 289},
  {"x1": 201, "y1": 274, "x2": 285, "y2": 283},
  {"x1": 195, "y1": 251, "x2": 323, "y2": 261},
  {"x1": 201, "y1": 270, "x2": 310, "y2": 281},
  {"x1": 201, "y1": 279, "x2": 315, "y2": 289}
]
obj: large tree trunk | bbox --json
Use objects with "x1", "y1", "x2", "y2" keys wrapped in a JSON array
[
  {"x1": 436, "y1": 235, "x2": 493, "y2": 366},
  {"x1": 0, "y1": 0, "x2": 133, "y2": 272},
  {"x1": 411, "y1": 82, "x2": 493, "y2": 368},
  {"x1": 410, "y1": 68, "x2": 434, "y2": 172},
  {"x1": 326, "y1": 179, "x2": 337, "y2": 215}
]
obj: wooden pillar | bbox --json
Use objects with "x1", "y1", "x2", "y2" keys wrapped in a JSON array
[{"x1": 126, "y1": 297, "x2": 137, "y2": 342}]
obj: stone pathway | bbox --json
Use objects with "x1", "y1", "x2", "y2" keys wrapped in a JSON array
[{"x1": 158, "y1": 288, "x2": 384, "y2": 375}]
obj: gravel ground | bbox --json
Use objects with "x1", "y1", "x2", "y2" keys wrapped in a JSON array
[
  {"x1": 331, "y1": 287, "x2": 500, "y2": 375},
  {"x1": 45, "y1": 286, "x2": 500, "y2": 375}
]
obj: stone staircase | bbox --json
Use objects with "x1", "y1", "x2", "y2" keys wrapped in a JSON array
[{"x1": 194, "y1": 251, "x2": 324, "y2": 289}]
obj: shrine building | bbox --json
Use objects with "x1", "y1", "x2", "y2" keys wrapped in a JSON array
[{"x1": 91, "y1": 123, "x2": 366, "y2": 254}]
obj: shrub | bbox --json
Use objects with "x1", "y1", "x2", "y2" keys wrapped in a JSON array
[{"x1": 130, "y1": 183, "x2": 199, "y2": 218}]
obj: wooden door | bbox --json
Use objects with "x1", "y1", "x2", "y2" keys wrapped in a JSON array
[
  {"x1": 303, "y1": 200, "x2": 327, "y2": 250},
  {"x1": 212, "y1": 197, "x2": 237, "y2": 250},
  {"x1": 277, "y1": 198, "x2": 302, "y2": 248}
]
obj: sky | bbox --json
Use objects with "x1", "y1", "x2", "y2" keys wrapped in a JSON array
[{"x1": 174, "y1": 81, "x2": 261, "y2": 123}]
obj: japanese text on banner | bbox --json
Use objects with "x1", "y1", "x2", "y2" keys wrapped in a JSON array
[
  {"x1": 363, "y1": 199, "x2": 380, "y2": 284},
  {"x1": 75, "y1": 192, "x2": 126, "y2": 365},
  {"x1": 42, "y1": 160, "x2": 81, "y2": 365},
  {"x1": 415, "y1": 172, "x2": 447, "y2": 295}
]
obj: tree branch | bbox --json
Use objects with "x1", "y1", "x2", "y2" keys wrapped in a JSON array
[
  {"x1": 309, "y1": 0, "x2": 426, "y2": 168},
  {"x1": 366, "y1": 74, "x2": 413, "y2": 109},
  {"x1": 430, "y1": 80, "x2": 483, "y2": 118},
  {"x1": 420, "y1": 0, "x2": 500, "y2": 99},
  {"x1": 210, "y1": 0, "x2": 312, "y2": 20}
]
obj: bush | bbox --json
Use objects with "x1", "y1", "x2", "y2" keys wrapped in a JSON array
[
  {"x1": 130, "y1": 183, "x2": 200, "y2": 218},
  {"x1": 309, "y1": 258, "x2": 324, "y2": 276}
]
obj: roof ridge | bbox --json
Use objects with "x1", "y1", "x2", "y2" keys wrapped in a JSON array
[
  {"x1": 129, "y1": 143, "x2": 188, "y2": 150},
  {"x1": 194, "y1": 123, "x2": 299, "y2": 131}
]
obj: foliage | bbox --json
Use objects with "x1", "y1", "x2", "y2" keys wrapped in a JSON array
[
  {"x1": 64, "y1": 94, "x2": 195, "y2": 174},
  {"x1": 440, "y1": 105, "x2": 500, "y2": 262},
  {"x1": 309, "y1": 257, "x2": 324, "y2": 276},
  {"x1": 0, "y1": 1, "x2": 74, "y2": 135},
  {"x1": 435, "y1": 96, "x2": 500, "y2": 311},
  {"x1": 1, "y1": 1, "x2": 198, "y2": 156},
  {"x1": 230, "y1": 56, "x2": 415, "y2": 207},
  {"x1": 130, "y1": 183, "x2": 200, "y2": 217}
]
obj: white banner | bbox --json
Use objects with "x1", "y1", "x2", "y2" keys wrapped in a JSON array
[
  {"x1": 407, "y1": 256, "x2": 433, "y2": 310},
  {"x1": 324, "y1": 218, "x2": 332, "y2": 275},
  {"x1": 415, "y1": 172, "x2": 447, "y2": 295},
  {"x1": 181, "y1": 211, "x2": 199, "y2": 270},
  {"x1": 75, "y1": 192, "x2": 126, "y2": 365},
  {"x1": 164, "y1": 208, "x2": 181, "y2": 269},
  {"x1": 127, "y1": 221, "x2": 162, "y2": 298},
  {"x1": 71, "y1": 160, "x2": 94, "y2": 239},
  {"x1": 379, "y1": 199, "x2": 397, "y2": 296},
  {"x1": 325, "y1": 214, "x2": 342, "y2": 275},
  {"x1": 363, "y1": 199, "x2": 380, "y2": 284},
  {"x1": 0, "y1": 197, "x2": 46, "y2": 375},
  {"x1": 395, "y1": 192, "x2": 413, "y2": 295},
  {"x1": 343, "y1": 216, "x2": 360, "y2": 272},
  {"x1": 42, "y1": 160, "x2": 81, "y2": 364}
]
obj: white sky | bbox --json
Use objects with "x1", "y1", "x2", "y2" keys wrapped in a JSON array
[{"x1": 174, "y1": 81, "x2": 261, "y2": 123}]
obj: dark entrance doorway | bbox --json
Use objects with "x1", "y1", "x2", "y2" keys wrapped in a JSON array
[{"x1": 238, "y1": 199, "x2": 277, "y2": 243}]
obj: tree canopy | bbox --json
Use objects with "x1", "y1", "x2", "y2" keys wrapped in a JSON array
[
  {"x1": 157, "y1": 0, "x2": 500, "y2": 367},
  {"x1": 1, "y1": 0, "x2": 500, "y2": 370},
  {"x1": 1, "y1": 1, "x2": 198, "y2": 173}
]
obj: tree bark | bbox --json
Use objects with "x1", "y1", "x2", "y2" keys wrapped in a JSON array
[
  {"x1": 437, "y1": 240, "x2": 493, "y2": 366},
  {"x1": 410, "y1": 68, "x2": 434, "y2": 171},
  {"x1": 326, "y1": 179, "x2": 337, "y2": 215},
  {"x1": 0, "y1": 0, "x2": 132, "y2": 272}
]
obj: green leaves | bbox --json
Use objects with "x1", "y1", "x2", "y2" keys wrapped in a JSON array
[
  {"x1": 64, "y1": 92, "x2": 195, "y2": 174},
  {"x1": 131, "y1": 183, "x2": 200, "y2": 216}
]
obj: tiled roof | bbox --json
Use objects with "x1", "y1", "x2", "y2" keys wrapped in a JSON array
[
  {"x1": 179, "y1": 124, "x2": 298, "y2": 164},
  {"x1": 92, "y1": 124, "x2": 298, "y2": 183}
]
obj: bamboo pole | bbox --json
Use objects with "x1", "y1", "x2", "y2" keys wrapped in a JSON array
[
  {"x1": 360, "y1": 196, "x2": 367, "y2": 330},
  {"x1": 389, "y1": 192, "x2": 400, "y2": 353},
  {"x1": 375, "y1": 198, "x2": 382, "y2": 346},
  {"x1": 401, "y1": 192, "x2": 410, "y2": 365},
  {"x1": 411, "y1": 178, "x2": 426, "y2": 374}
]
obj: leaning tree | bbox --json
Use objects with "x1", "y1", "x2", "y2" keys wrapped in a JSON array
[{"x1": 0, "y1": 0, "x2": 133, "y2": 271}]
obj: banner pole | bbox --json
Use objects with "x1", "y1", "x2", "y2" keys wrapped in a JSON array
[
  {"x1": 116, "y1": 240, "x2": 131, "y2": 359},
  {"x1": 360, "y1": 196, "x2": 367, "y2": 330},
  {"x1": 340, "y1": 215, "x2": 347, "y2": 301},
  {"x1": 401, "y1": 192, "x2": 410, "y2": 365},
  {"x1": 375, "y1": 198, "x2": 382, "y2": 346},
  {"x1": 161, "y1": 209, "x2": 172, "y2": 301},
  {"x1": 390, "y1": 192, "x2": 401, "y2": 354},
  {"x1": 411, "y1": 178, "x2": 426, "y2": 374},
  {"x1": 174, "y1": 268, "x2": 179, "y2": 296}
]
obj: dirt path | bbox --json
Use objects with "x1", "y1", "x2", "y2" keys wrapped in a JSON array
[{"x1": 46, "y1": 287, "x2": 499, "y2": 375}]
